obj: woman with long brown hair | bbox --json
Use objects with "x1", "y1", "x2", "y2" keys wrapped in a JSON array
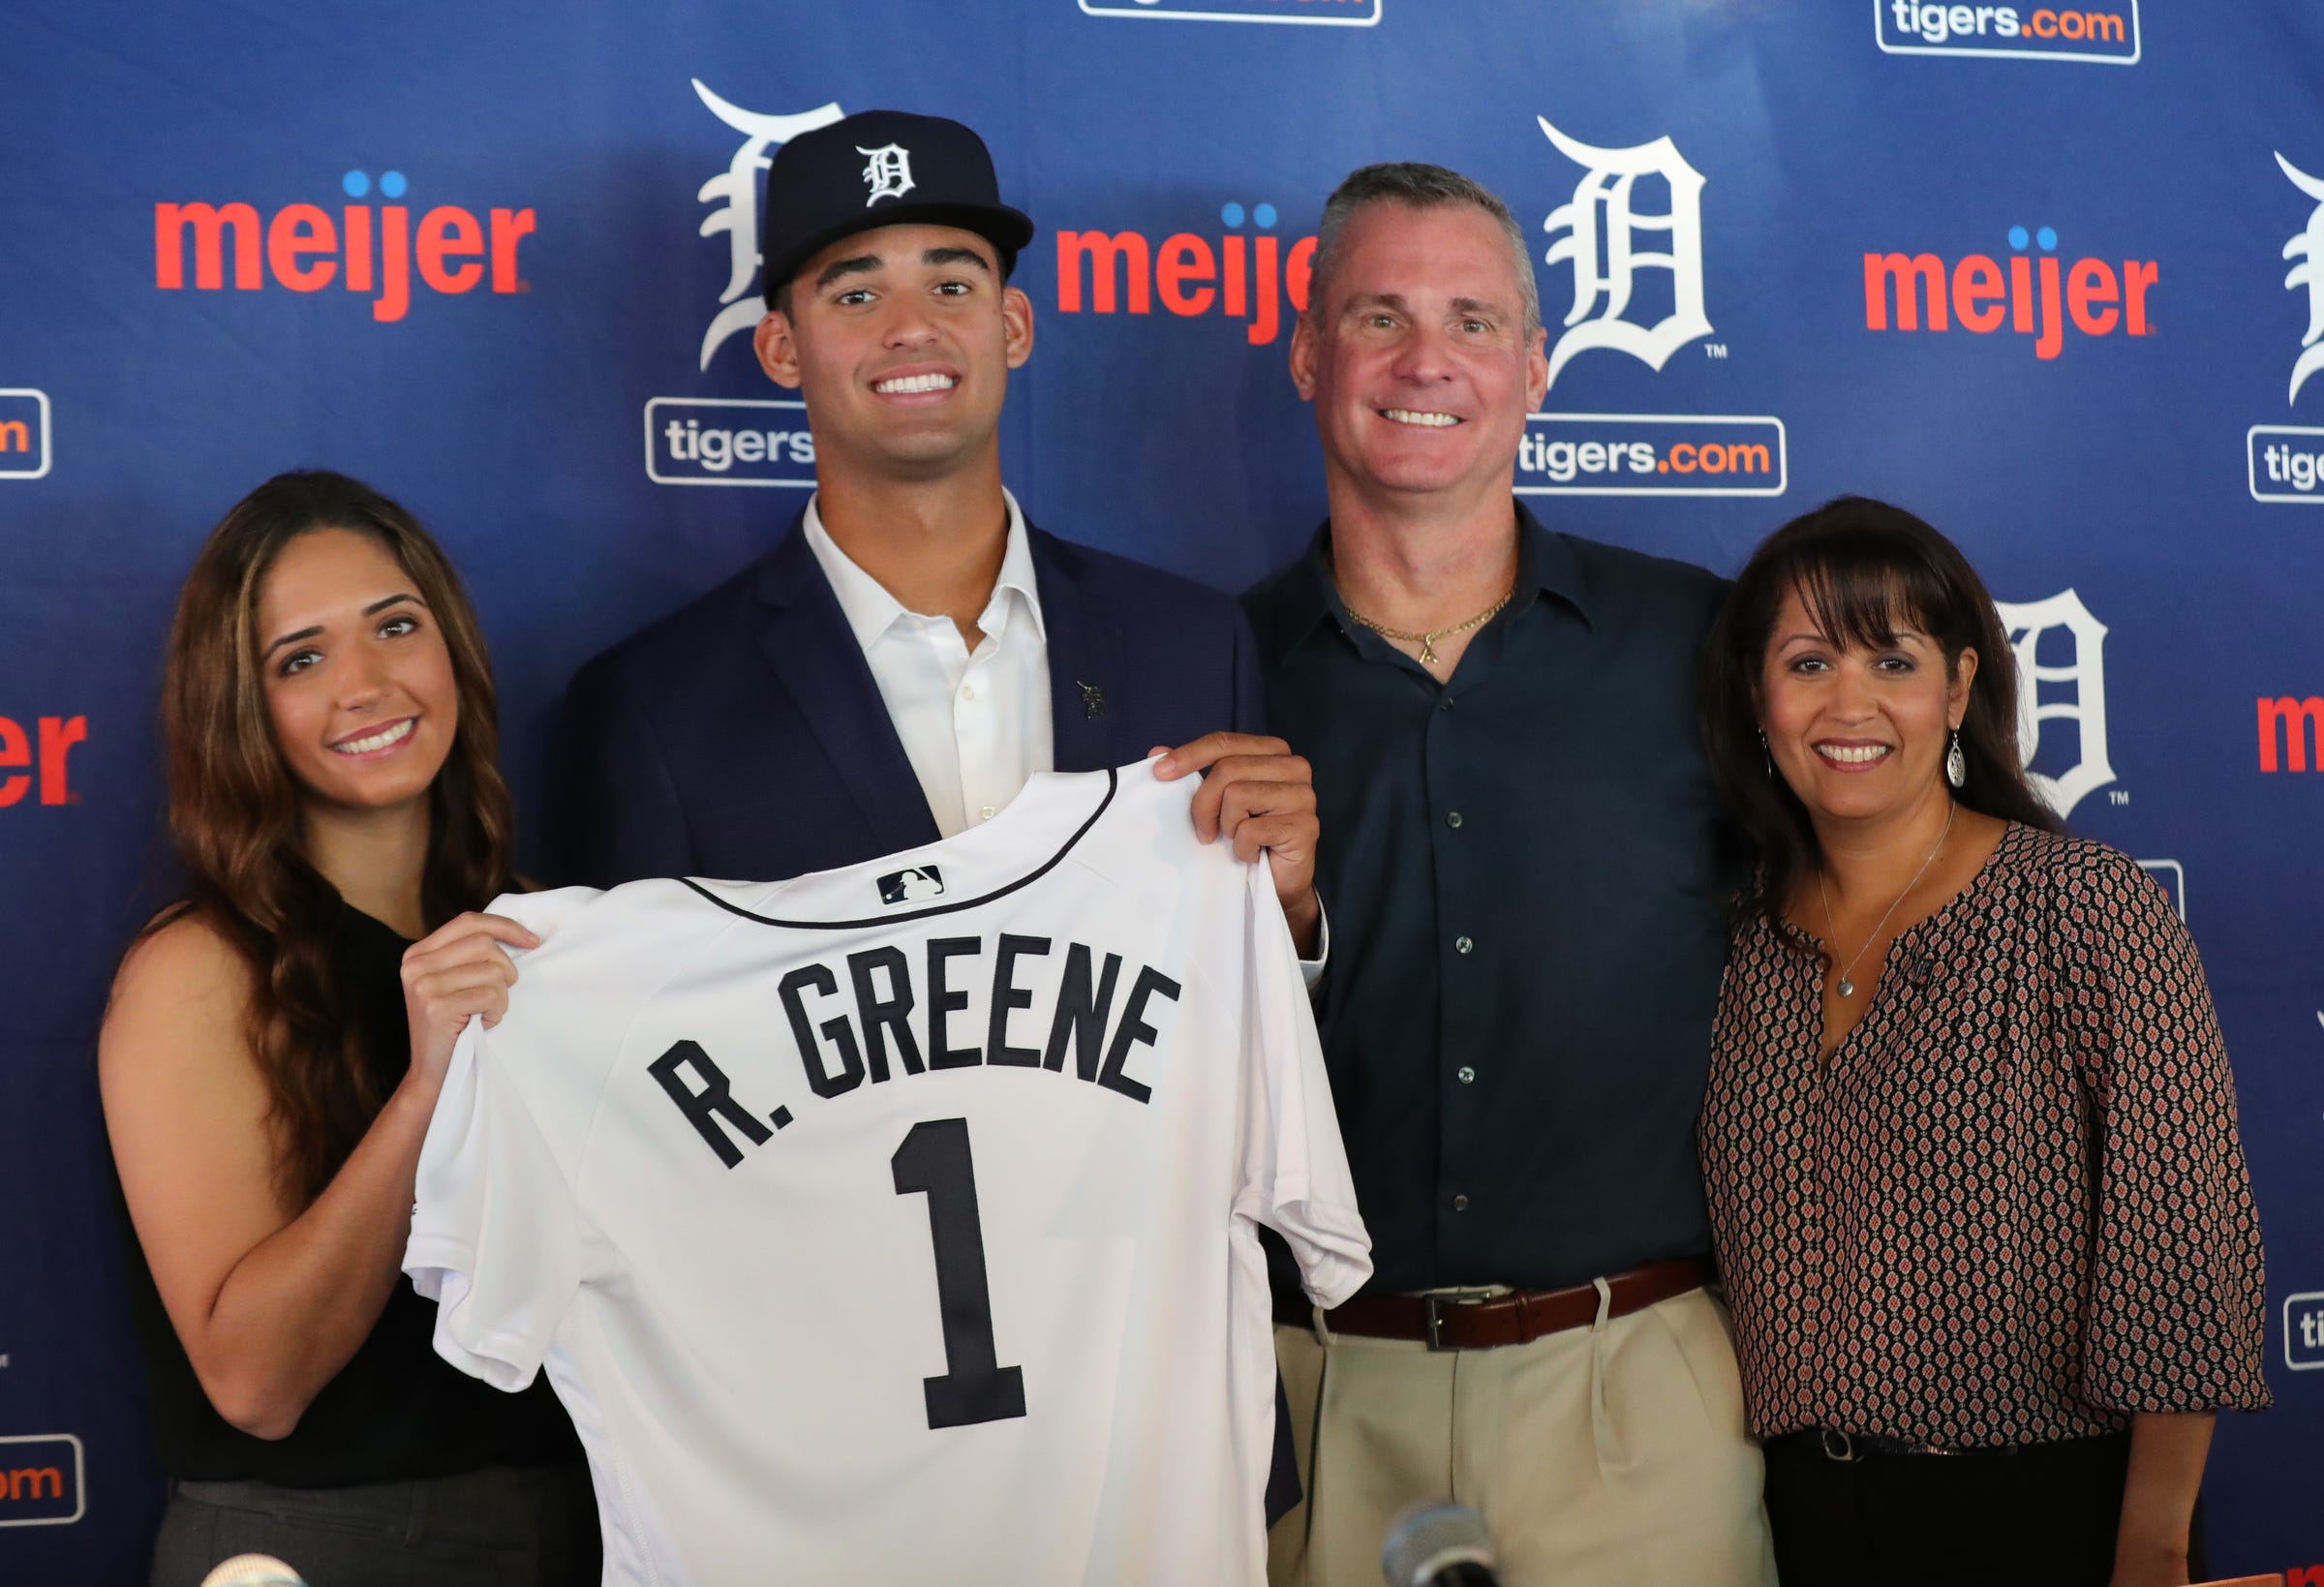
[
  {"x1": 1696, "y1": 497, "x2": 2270, "y2": 1587},
  {"x1": 101, "y1": 471, "x2": 596, "y2": 1584}
]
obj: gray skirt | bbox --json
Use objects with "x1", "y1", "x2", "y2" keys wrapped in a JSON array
[{"x1": 150, "y1": 1461, "x2": 599, "y2": 1587}]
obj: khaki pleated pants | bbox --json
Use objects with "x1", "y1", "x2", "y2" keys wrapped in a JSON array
[{"x1": 1267, "y1": 1285, "x2": 1776, "y2": 1587}]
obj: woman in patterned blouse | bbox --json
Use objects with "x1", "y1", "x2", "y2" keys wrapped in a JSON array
[{"x1": 1696, "y1": 498, "x2": 2271, "y2": 1587}]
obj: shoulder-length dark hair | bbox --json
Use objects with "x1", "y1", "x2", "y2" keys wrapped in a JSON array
[
  {"x1": 1700, "y1": 496, "x2": 2062, "y2": 928},
  {"x1": 148, "y1": 470, "x2": 515, "y2": 1206}
]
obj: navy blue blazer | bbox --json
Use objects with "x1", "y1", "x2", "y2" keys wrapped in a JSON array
[
  {"x1": 551, "y1": 510, "x2": 1267, "y2": 889},
  {"x1": 547, "y1": 508, "x2": 1301, "y2": 1524}
]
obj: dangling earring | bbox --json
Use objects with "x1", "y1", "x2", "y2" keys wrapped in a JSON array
[
  {"x1": 1758, "y1": 728, "x2": 1774, "y2": 779},
  {"x1": 1946, "y1": 728, "x2": 1968, "y2": 790}
]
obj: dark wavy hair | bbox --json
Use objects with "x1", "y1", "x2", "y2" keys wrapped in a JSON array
[
  {"x1": 145, "y1": 471, "x2": 515, "y2": 1206},
  {"x1": 1700, "y1": 497, "x2": 2062, "y2": 932}
]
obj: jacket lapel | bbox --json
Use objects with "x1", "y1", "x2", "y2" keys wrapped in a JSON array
[
  {"x1": 1030, "y1": 524, "x2": 1124, "y2": 773},
  {"x1": 751, "y1": 518, "x2": 940, "y2": 855}
]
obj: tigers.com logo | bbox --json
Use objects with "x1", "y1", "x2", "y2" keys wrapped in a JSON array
[
  {"x1": 0, "y1": 1435, "x2": 83, "y2": 1527},
  {"x1": 1079, "y1": 0, "x2": 1379, "y2": 25},
  {"x1": 1876, "y1": 2, "x2": 2138, "y2": 63},
  {"x1": 0, "y1": 389, "x2": 49, "y2": 480}
]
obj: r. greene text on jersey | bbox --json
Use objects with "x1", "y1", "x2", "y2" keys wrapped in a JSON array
[{"x1": 648, "y1": 933, "x2": 1184, "y2": 1169}]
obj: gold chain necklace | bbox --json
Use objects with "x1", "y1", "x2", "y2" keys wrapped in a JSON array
[
  {"x1": 1815, "y1": 801, "x2": 1955, "y2": 999},
  {"x1": 1341, "y1": 586, "x2": 1515, "y2": 667}
]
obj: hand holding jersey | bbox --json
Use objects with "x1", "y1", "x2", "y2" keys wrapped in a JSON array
[
  {"x1": 406, "y1": 761, "x2": 1369, "y2": 1585},
  {"x1": 1152, "y1": 731, "x2": 1323, "y2": 953},
  {"x1": 397, "y1": 912, "x2": 536, "y2": 1083}
]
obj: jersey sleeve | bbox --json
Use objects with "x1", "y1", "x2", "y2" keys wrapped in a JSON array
[
  {"x1": 404, "y1": 890, "x2": 608, "y2": 1391},
  {"x1": 1231, "y1": 860, "x2": 1372, "y2": 1308}
]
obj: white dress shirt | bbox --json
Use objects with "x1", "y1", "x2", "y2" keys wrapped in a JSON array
[
  {"x1": 802, "y1": 491, "x2": 1328, "y2": 978},
  {"x1": 803, "y1": 490, "x2": 1053, "y2": 839}
]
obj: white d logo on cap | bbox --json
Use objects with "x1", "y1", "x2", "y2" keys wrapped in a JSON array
[{"x1": 858, "y1": 143, "x2": 915, "y2": 206}]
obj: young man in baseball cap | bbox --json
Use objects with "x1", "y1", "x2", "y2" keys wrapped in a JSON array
[
  {"x1": 551, "y1": 111, "x2": 1319, "y2": 1524},
  {"x1": 560, "y1": 106, "x2": 1320, "y2": 948}
]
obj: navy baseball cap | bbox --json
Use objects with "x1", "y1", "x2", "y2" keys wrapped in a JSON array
[{"x1": 761, "y1": 110, "x2": 1035, "y2": 307}]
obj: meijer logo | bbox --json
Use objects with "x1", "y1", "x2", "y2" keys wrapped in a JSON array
[
  {"x1": 1056, "y1": 201, "x2": 1316, "y2": 348},
  {"x1": 1876, "y1": 2, "x2": 2138, "y2": 63},
  {"x1": 0, "y1": 1434, "x2": 83, "y2": 1527},
  {"x1": 1079, "y1": 0, "x2": 1380, "y2": 26},
  {"x1": 0, "y1": 714, "x2": 85, "y2": 807},
  {"x1": 2257, "y1": 696, "x2": 2324, "y2": 773},
  {"x1": 155, "y1": 169, "x2": 536, "y2": 324},
  {"x1": 1865, "y1": 227, "x2": 2156, "y2": 359}
]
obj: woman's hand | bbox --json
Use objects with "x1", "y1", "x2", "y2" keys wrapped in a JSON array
[{"x1": 400, "y1": 912, "x2": 538, "y2": 1086}]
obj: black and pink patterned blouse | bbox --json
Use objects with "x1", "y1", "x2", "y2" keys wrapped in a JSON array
[{"x1": 1699, "y1": 822, "x2": 2272, "y2": 1446}]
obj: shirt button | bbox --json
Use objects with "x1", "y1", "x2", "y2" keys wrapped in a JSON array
[
  {"x1": 1456, "y1": 1065, "x2": 1476, "y2": 1084},
  {"x1": 1446, "y1": 810, "x2": 1463, "y2": 830},
  {"x1": 1452, "y1": 1194, "x2": 1470, "y2": 1212},
  {"x1": 980, "y1": 805, "x2": 996, "y2": 820},
  {"x1": 961, "y1": 685, "x2": 976, "y2": 701},
  {"x1": 1454, "y1": 934, "x2": 1474, "y2": 955}
]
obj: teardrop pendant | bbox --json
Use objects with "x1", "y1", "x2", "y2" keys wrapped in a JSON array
[{"x1": 1837, "y1": 976, "x2": 1855, "y2": 997}]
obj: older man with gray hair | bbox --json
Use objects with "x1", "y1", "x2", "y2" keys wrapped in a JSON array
[{"x1": 1243, "y1": 163, "x2": 1774, "y2": 1585}]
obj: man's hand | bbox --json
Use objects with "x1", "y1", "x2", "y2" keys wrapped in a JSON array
[{"x1": 1150, "y1": 733, "x2": 1322, "y2": 956}]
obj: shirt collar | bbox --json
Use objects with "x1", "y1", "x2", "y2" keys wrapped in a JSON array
[
  {"x1": 1258, "y1": 497, "x2": 1595, "y2": 660},
  {"x1": 802, "y1": 487, "x2": 1046, "y2": 652}
]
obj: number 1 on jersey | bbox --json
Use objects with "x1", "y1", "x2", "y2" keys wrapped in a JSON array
[{"x1": 892, "y1": 1118, "x2": 1027, "y2": 1430}]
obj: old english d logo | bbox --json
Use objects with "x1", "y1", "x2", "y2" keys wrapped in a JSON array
[
  {"x1": 858, "y1": 143, "x2": 915, "y2": 206},
  {"x1": 878, "y1": 865, "x2": 945, "y2": 905}
]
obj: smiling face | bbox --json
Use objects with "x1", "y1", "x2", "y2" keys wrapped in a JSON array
[
  {"x1": 257, "y1": 527, "x2": 458, "y2": 815},
  {"x1": 1758, "y1": 583, "x2": 1976, "y2": 828},
  {"x1": 1291, "y1": 199, "x2": 1548, "y2": 512},
  {"x1": 754, "y1": 222, "x2": 1032, "y2": 484}
]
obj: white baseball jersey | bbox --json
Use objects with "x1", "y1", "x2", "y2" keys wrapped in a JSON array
[{"x1": 405, "y1": 760, "x2": 1370, "y2": 1586}]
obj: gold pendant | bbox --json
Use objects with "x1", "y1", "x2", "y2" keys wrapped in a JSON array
[{"x1": 1419, "y1": 636, "x2": 1439, "y2": 665}]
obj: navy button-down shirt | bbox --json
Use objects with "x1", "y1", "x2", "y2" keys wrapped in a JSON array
[{"x1": 1245, "y1": 503, "x2": 1733, "y2": 1298}]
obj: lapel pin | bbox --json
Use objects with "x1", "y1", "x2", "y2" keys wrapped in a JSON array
[{"x1": 1078, "y1": 681, "x2": 1107, "y2": 718}]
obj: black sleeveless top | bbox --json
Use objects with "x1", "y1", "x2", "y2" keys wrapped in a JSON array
[{"x1": 119, "y1": 904, "x2": 583, "y2": 1485}]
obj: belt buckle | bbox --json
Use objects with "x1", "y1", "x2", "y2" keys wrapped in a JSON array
[
  {"x1": 1818, "y1": 1429, "x2": 1859, "y2": 1463},
  {"x1": 1423, "y1": 1295, "x2": 1452, "y2": 1352},
  {"x1": 1422, "y1": 1291, "x2": 1488, "y2": 1352}
]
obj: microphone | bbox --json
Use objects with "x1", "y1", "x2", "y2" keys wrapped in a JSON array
[
  {"x1": 1381, "y1": 1501, "x2": 1501, "y2": 1587},
  {"x1": 199, "y1": 1555, "x2": 308, "y2": 1587}
]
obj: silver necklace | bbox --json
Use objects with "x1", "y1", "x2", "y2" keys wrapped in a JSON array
[{"x1": 1815, "y1": 802, "x2": 1955, "y2": 998}]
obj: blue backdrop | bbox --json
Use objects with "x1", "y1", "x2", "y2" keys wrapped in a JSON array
[{"x1": 5, "y1": 2, "x2": 2321, "y2": 1579}]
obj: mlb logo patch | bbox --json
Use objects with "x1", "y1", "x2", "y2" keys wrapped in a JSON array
[{"x1": 878, "y1": 866, "x2": 945, "y2": 905}]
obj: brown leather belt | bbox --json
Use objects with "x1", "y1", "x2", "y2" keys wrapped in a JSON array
[{"x1": 1274, "y1": 1256, "x2": 1714, "y2": 1352}]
